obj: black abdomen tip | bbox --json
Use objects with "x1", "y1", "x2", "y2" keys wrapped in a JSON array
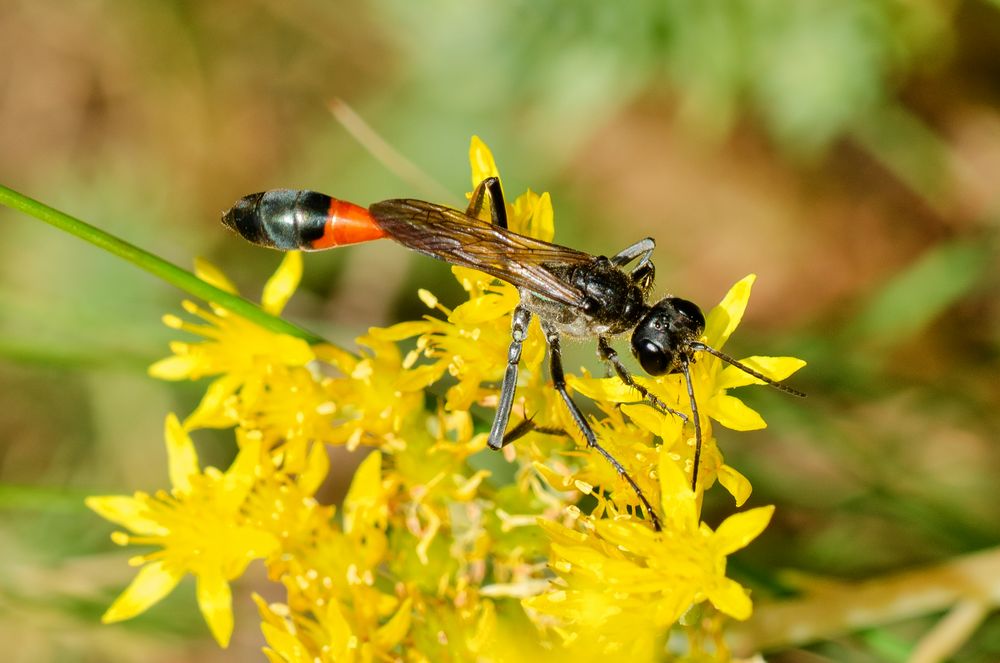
[{"x1": 222, "y1": 189, "x2": 331, "y2": 250}]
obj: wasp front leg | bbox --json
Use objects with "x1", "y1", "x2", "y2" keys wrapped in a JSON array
[{"x1": 597, "y1": 337, "x2": 688, "y2": 423}]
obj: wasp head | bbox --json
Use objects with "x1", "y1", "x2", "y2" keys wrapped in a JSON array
[{"x1": 630, "y1": 297, "x2": 705, "y2": 375}]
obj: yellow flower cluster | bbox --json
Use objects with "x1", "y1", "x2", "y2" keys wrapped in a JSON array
[{"x1": 88, "y1": 137, "x2": 804, "y2": 661}]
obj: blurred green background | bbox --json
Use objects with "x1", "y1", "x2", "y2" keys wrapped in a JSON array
[{"x1": 1, "y1": 1, "x2": 998, "y2": 661}]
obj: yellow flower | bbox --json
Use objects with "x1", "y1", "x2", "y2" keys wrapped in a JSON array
[
  {"x1": 86, "y1": 414, "x2": 280, "y2": 647},
  {"x1": 525, "y1": 447, "x2": 775, "y2": 654},
  {"x1": 149, "y1": 253, "x2": 318, "y2": 432},
  {"x1": 320, "y1": 333, "x2": 442, "y2": 448},
  {"x1": 254, "y1": 452, "x2": 411, "y2": 663}
]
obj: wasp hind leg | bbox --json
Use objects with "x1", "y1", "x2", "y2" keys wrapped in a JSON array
[
  {"x1": 466, "y1": 176, "x2": 508, "y2": 229},
  {"x1": 546, "y1": 324, "x2": 662, "y2": 530}
]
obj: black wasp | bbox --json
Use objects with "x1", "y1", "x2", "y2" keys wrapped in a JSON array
[{"x1": 222, "y1": 177, "x2": 804, "y2": 530}]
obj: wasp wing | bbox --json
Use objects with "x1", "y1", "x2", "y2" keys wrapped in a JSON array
[{"x1": 369, "y1": 199, "x2": 594, "y2": 309}]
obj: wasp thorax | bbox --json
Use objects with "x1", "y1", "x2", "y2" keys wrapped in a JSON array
[{"x1": 630, "y1": 297, "x2": 706, "y2": 376}]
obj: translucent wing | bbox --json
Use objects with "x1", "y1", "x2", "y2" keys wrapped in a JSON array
[{"x1": 369, "y1": 199, "x2": 594, "y2": 309}]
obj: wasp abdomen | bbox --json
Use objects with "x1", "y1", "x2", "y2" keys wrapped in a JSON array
[{"x1": 222, "y1": 189, "x2": 385, "y2": 251}]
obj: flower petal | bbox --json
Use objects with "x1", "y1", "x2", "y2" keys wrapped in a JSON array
[
  {"x1": 716, "y1": 356, "x2": 807, "y2": 390},
  {"x1": 148, "y1": 354, "x2": 198, "y2": 380},
  {"x1": 469, "y1": 135, "x2": 500, "y2": 189},
  {"x1": 528, "y1": 191, "x2": 554, "y2": 242},
  {"x1": 297, "y1": 440, "x2": 331, "y2": 496},
  {"x1": 165, "y1": 413, "x2": 199, "y2": 493},
  {"x1": 85, "y1": 495, "x2": 163, "y2": 535},
  {"x1": 194, "y1": 258, "x2": 239, "y2": 294},
  {"x1": 707, "y1": 393, "x2": 767, "y2": 431},
  {"x1": 713, "y1": 505, "x2": 775, "y2": 556},
  {"x1": 568, "y1": 375, "x2": 637, "y2": 403},
  {"x1": 706, "y1": 576, "x2": 754, "y2": 621},
  {"x1": 344, "y1": 451, "x2": 384, "y2": 534},
  {"x1": 373, "y1": 597, "x2": 412, "y2": 650},
  {"x1": 218, "y1": 435, "x2": 262, "y2": 513},
  {"x1": 703, "y1": 274, "x2": 755, "y2": 349},
  {"x1": 183, "y1": 375, "x2": 241, "y2": 431},
  {"x1": 658, "y1": 447, "x2": 697, "y2": 527},
  {"x1": 717, "y1": 464, "x2": 753, "y2": 507},
  {"x1": 197, "y1": 569, "x2": 234, "y2": 647},
  {"x1": 261, "y1": 252, "x2": 303, "y2": 315},
  {"x1": 102, "y1": 561, "x2": 183, "y2": 623}
]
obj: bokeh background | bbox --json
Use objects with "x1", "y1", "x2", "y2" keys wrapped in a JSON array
[{"x1": 1, "y1": 1, "x2": 998, "y2": 661}]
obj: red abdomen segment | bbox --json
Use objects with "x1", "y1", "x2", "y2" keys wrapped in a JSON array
[{"x1": 222, "y1": 190, "x2": 386, "y2": 251}]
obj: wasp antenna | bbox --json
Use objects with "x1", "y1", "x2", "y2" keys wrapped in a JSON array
[
  {"x1": 689, "y1": 341, "x2": 806, "y2": 398},
  {"x1": 680, "y1": 359, "x2": 703, "y2": 492}
]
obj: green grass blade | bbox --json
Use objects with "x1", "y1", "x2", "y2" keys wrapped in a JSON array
[{"x1": 0, "y1": 183, "x2": 326, "y2": 345}]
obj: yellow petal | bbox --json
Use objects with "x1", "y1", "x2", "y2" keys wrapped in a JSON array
[
  {"x1": 703, "y1": 274, "x2": 755, "y2": 349},
  {"x1": 148, "y1": 354, "x2": 198, "y2": 380},
  {"x1": 368, "y1": 320, "x2": 431, "y2": 342},
  {"x1": 196, "y1": 569, "x2": 234, "y2": 647},
  {"x1": 183, "y1": 375, "x2": 241, "y2": 431},
  {"x1": 567, "y1": 375, "x2": 636, "y2": 403},
  {"x1": 85, "y1": 495, "x2": 163, "y2": 535},
  {"x1": 297, "y1": 441, "x2": 331, "y2": 496},
  {"x1": 509, "y1": 189, "x2": 540, "y2": 235},
  {"x1": 717, "y1": 465, "x2": 753, "y2": 506},
  {"x1": 707, "y1": 393, "x2": 767, "y2": 431},
  {"x1": 219, "y1": 435, "x2": 262, "y2": 513},
  {"x1": 530, "y1": 191, "x2": 555, "y2": 242},
  {"x1": 269, "y1": 334, "x2": 316, "y2": 366},
  {"x1": 260, "y1": 623, "x2": 310, "y2": 663},
  {"x1": 533, "y1": 461, "x2": 576, "y2": 492},
  {"x1": 261, "y1": 252, "x2": 303, "y2": 315},
  {"x1": 713, "y1": 505, "x2": 775, "y2": 555},
  {"x1": 397, "y1": 363, "x2": 448, "y2": 392},
  {"x1": 707, "y1": 576, "x2": 754, "y2": 621},
  {"x1": 313, "y1": 343, "x2": 358, "y2": 372},
  {"x1": 657, "y1": 448, "x2": 697, "y2": 527},
  {"x1": 451, "y1": 290, "x2": 518, "y2": 324},
  {"x1": 373, "y1": 597, "x2": 412, "y2": 650},
  {"x1": 717, "y1": 356, "x2": 807, "y2": 390},
  {"x1": 344, "y1": 451, "x2": 383, "y2": 533},
  {"x1": 165, "y1": 413, "x2": 199, "y2": 493},
  {"x1": 194, "y1": 258, "x2": 239, "y2": 294},
  {"x1": 102, "y1": 561, "x2": 183, "y2": 623},
  {"x1": 469, "y1": 135, "x2": 500, "y2": 189}
]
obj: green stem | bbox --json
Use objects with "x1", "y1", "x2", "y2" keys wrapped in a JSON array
[{"x1": 0, "y1": 183, "x2": 326, "y2": 345}]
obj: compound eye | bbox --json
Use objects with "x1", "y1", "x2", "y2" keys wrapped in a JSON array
[
  {"x1": 634, "y1": 340, "x2": 671, "y2": 376},
  {"x1": 670, "y1": 298, "x2": 706, "y2": 330}
]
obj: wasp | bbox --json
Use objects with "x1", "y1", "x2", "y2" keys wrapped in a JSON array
[{"x1": 223, "y1": 177, "x2": 804, "y2": 530}]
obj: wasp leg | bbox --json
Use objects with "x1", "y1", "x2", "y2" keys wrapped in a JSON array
[
  {"x1": 610, "y1": 237, "x2": 654, "y2": 268},
  {"x1": 465, "y1": 176, "x2": 508, "y2": 229},
  {"x1": 611, "y1": 238, "x2": 655, "y2": 291},
  {"x1": 487, "y1": 305, "x2": 532, "y2": 450},
  {"x1": 597, "y1": 337, "x2": 688, "y2": 423},
  {"x1": 545, "y1": 324, "x2": 662, "y2": 530},
  {"x1": 680, "y1": 359, "x2": 704, "y2": 492}
]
